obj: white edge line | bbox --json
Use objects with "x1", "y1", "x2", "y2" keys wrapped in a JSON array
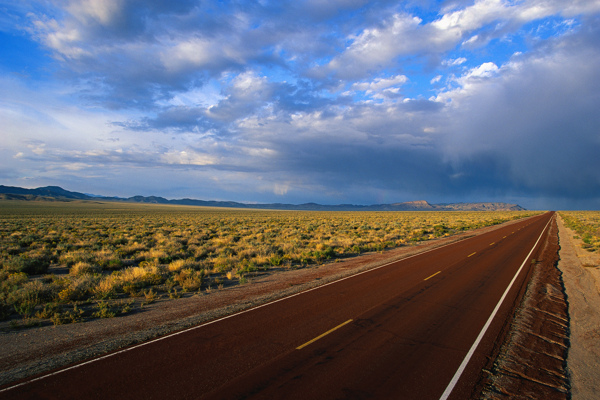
[
  {"x1": 438, "y1": 215, "x2": 553, "y2": 400},
  {"x1": 0, "y1": 214, "x2": 542, "y2": 394}
]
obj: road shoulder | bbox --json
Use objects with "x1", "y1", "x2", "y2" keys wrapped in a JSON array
[
  {"x1": 478, "y1": 215, "x2": 569, "y2": 399},
  {"x1": 556, "y1": 215, "x2": 600, "y2": 400}
]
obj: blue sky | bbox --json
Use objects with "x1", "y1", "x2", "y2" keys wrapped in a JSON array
[{"x1": 1, "y1": 0, "x2": 600, "y2": 210}]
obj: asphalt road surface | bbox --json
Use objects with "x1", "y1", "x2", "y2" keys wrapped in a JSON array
[{"x1": 0, "y1": 212, "x2": 554, "y2": 400}]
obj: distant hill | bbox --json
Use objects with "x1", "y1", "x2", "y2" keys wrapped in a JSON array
[
  {"x1": 0, "y1": 185, "x2": 89, "y2": 200},
  {"x1": 0, "y1": 185, "x2": 526, "y2": 211}
]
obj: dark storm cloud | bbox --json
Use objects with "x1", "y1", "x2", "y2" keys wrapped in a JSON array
[{"x1": 437, "y1": 22, "x2": 600, "y2": 205}]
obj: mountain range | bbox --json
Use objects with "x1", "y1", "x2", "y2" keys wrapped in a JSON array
[{"x1": 0, "y1": 185, "x2": 526, "y2": 211}]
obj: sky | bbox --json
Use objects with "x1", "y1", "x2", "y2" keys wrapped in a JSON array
[{"x1": 1, "y1": 0, "x2": 600, "y2": 210}]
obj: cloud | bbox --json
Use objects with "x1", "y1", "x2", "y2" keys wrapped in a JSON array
[
  {"x1": 351, "y1": 74, "x2": 408, "y2": 92},
  {"x1": 23, "y1": 2, "x2": 265, "y2": 108},
  {"x1": 229, "y1": 22, "x2": 600, "y2": 206},
  {"x1": 437, "y1": 24, "x2": 600, "y2": 201},
  {"x1": 21, "y1": 0, "x2": 592, "y2": 111},
  {"x1": 159, "y1": 37, "x2": 246, "y2": 73},
  {"x1": 430, "y1": 75, "x2": 442, "y2": 84},
  {"x1": 67, "y1": 0, "x2": 124, "y2": 27},
  {"x1": 321, "y1": 13, "x2": 429, "y2": 80},
  {"x1": 321, "y1": 0, "x2": 598, "y2": 81},
  {"x1": 349, "y1": 74, "x2": 409, "y2": 100},
  {"x1": 160, "y1": 149, "x2": 217, "y2": 166},
  {"x1": 464, "y1": 62, "x2": 498, "y2": 78},
  {"x1": 206, "y1": 71, "x2": 274, "y2": 121},
  {"x1": 442, "y1": 57, "x2": 467, "y2": 66},
  {"x1": 432, "y1": 0, "x2": 508, "y2": 33},
  {"x1": 21, "y1": 1, "x2": 383, "y2": 110}
]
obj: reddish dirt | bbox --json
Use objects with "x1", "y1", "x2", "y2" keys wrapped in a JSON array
[{"x1": 476, "y1": 216, "x2": 570, "y2": 399}]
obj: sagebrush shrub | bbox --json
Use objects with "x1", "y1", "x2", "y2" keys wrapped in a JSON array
[{"x1": 70, "y1": 261, "x2": 101, "y2": 276}]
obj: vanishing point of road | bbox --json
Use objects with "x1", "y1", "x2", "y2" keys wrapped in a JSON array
[{"x1": 0, "y1": 212, "x2": 555, "y2": 399}]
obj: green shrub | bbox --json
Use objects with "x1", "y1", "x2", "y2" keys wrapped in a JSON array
[
  {"x1": 0, "y1": 301, "x2": 12, "y2": 321},
  {"x1": 6, "y1": 280, "x2": 56, "y2": 317},
  {"x1": 51, "y1": 304, "x2": 85, "y2": 325},
  {"x1": 1, "y1": 272, "x2": 28, "y2": 293},
  {"x1": 58, "y1": 275, "x2": 98, "y2": 302},
  {"x1": 174, "y1": 268, "x2": 203, "y2": 292},
  {"x1": 5, "y1": 254, "x2": 52, "y2": 275},
  {"x1": 93, "y1": 301, "x2": 116, "y2": 318},
  {"x1": 35, "y1": 302, "x2": 61, "y2": 319},
  {"x1": 142, "y1": 289, "x2": 159, "y2": 305}
]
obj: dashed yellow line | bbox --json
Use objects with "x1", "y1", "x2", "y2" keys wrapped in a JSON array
[
  {"x1": 468, "y1": 252, "x2": 476, "y2": 257},
  {"x1": 489, "y1": 242, "x2": 495, "y2": 246},
  {"x1": 424, "y1": 271, "x2": 441, "y2": 281},
  {"x1": 296, "y1": 319, "x2": 353, "y2": 350}
]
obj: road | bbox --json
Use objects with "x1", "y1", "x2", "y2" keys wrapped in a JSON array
[{"x1": 0, "y1": 212, "x2": 554, "y2": 400}]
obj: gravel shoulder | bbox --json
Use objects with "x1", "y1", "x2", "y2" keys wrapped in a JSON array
[
  {"x1": 478, "y1": 214, "x2": 569, "y2": 399},
  {"x1": 556, "y1": 214, "x2": 600, "y2": 400}
]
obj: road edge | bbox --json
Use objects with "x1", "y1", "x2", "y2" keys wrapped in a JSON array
[{"x1": 475, "y1": 214, "x2": 570, "y2": 399}]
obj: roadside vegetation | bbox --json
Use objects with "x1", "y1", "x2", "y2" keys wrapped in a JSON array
[
  {"x1": 0, "y1": 200, "x2": 541, "y2": 329},
  {"x1": 559, "y1": 211, "x2": 600, "y2": 253}
]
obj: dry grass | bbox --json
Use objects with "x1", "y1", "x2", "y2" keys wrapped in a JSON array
[
  {"x1": 559, "y1": 211, "x2": 600, "y2": 252},
  {"x1": 0, "y1": 200, "x2": 542, "y2": 328}
]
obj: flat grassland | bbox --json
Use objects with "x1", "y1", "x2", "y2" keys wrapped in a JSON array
[{"x1": 0, "y1": 200, "x2": 541, "y2": 329}]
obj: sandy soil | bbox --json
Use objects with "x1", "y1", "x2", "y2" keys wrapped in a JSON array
[{"x1": 556, "y1": 215, "x2": 600, "y2": 400}]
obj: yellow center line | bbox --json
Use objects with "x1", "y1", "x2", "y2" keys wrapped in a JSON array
[
  {"x1": 489, "y1": 242, "x2": 495, "y2": 246},
  {"x1": 296, "y1": 319, "x2": 353, "y2": 350},
  {"x1": 503, "y1": 236, "x2": 506, "y2": 239},
  {"x1": 424, "y1": 271, "x2": 441, "y2": 281},
  {"x1": 468, "y1": 252, "x2": 476, "y2": 257}
]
